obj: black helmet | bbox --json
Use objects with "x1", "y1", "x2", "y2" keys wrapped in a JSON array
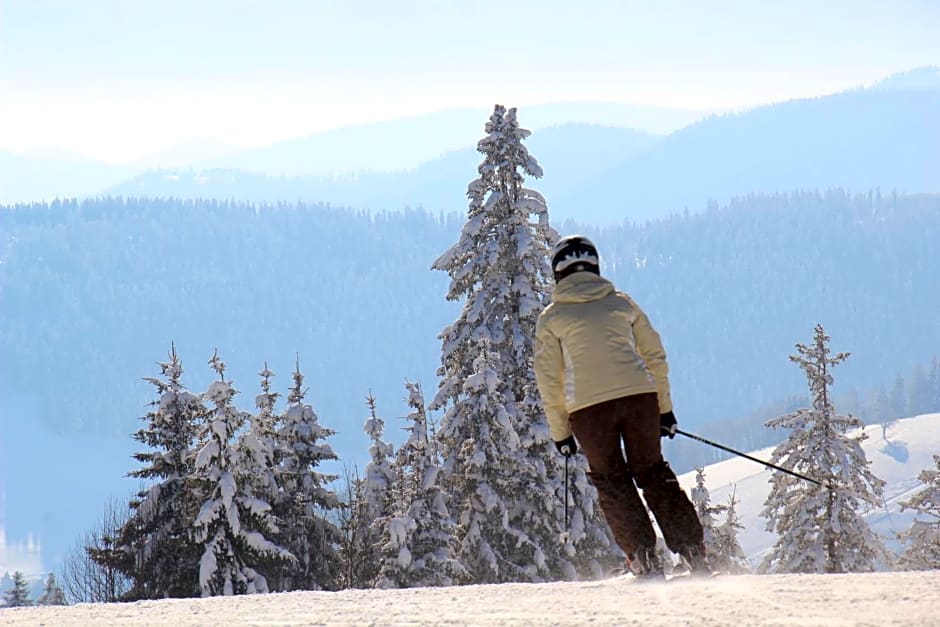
[{"x1": 551, "y1": 235, "x2": 600, "y2": 280}]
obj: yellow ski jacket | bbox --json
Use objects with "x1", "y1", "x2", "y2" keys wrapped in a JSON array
[{"x1": 534, "y1": 271, "x2": 673, "y2": 442}]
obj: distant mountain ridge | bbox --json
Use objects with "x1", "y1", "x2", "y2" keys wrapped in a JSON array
[
  {"x1": 0, "y1": 101, "x2": 698, "y2": 204},
  {"x1": 871, "y1": 66, "x2": 940, "y2": 91},
  {"x1": 561, "y1": 86, "x2": 940, "y2": 222},
  {"x1": 4, "y1": 68, "x2": 938, "y2": 219},
  {"x1": 106, "y1": 81, "x2": 940, "y2": 224},
  {"x1": 202, "y1": 102, "x2": 698, "y2": 177},
  {"x1": 108, "y1": 124, "x2": 658, "y2": 215},
  {"x1": 0, "y1": 150, "x2": 135, "y2": 205}
]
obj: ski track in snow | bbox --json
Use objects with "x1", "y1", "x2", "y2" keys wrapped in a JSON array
[{"x1": 2, "y1": 571, "x2": 938, "y2": 626}]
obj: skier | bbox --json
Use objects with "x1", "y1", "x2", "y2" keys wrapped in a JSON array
[{"x1": 534, "y1": 235, "x2": 710, "y2": 579}]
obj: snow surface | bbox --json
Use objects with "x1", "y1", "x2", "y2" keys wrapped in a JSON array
[
  {"x1": 1, "y1": 571, "x2": 938, "y2": 625},
  {"x1": 3, "y1": 414, "x2": 937, "y2": 623},
  {"x1": 674, "y1": 413, "x2": 940, "y2": 563}
]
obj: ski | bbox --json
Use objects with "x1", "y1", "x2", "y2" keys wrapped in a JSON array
[{"x1": 606, "y1": 569, "x2": 721, "y2": 583}]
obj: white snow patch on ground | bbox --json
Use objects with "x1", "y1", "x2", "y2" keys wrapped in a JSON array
[{"x1": 1, "y1": 571, "x2": 938, "y2": 625}]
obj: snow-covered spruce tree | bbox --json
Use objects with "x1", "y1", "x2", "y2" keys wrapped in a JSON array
[
  {"x1": 430, "y1": 104, "x2": 611, "y2": 582},
  {"x1": 36, "y1": 573, "x2": 67, "y2": 606},
  {"x1": 2, "y1": 571, "x2": 32, "y2": 607},
  {"x1": 377, "y1": 381, "x2": 464, "y2": 588},
  {"x1": 690, "y1": 466, "x2": 721, "y2": 553},
  {"x1": 690, "y1": 467, "x2": 724, "y2": 554},
  {"x1": 243, "y1": 364, "x2": 280, "y2": 512},
  {"x1": 108, "y1": 345, "x2": 205, "y2": 599},
  {"x1": 273, "y1": 359, "x2": 342, "y2": 591},
  {"x1": 896, "y1": 454, "x2": 940, "y2": 570},
  {"x1": 436, "y1": 345, "x2": 540, "y2": 582},
  {"x1": 345, "y1": 393, "x2": 396, "y2": 588},
  {"x1": 193, "y1": 351, "x2": 293, "y2": 596},
  {"x1": 233, "y1": 363, "x2": 290, "y2": 589},
  {"x1": 760, "y1": 325, "x2": 888, "y2": 574},
  {"x1": 712, "y1": 488, "x2": 751, "y2": 574}
]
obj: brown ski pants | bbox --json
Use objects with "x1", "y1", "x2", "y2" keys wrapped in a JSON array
[{"x1": 569, "y1": 392, "x2": 703, "y2": 557}]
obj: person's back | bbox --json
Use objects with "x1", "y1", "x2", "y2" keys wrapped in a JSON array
[
  {"x1": 537, "y1": 270, "x2": 671, "y2": 440},
  {"x1": 534, "y1": 235, "x2": 710, "y2": 578}
]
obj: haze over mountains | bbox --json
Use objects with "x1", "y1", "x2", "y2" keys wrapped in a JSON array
[
  {"x1": 2, "y1": 67, "x2": 937, "y2": 223},
  {"x1": 0, "y1": 102, "x2": 699, "y2": 205},
  {"x1": 110, "y1": 67, "x2": 940, "y2": 224}
]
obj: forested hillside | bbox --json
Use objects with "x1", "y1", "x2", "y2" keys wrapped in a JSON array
[{"x1": 2, "y1": 192, "x2": 938, "y2": 466}]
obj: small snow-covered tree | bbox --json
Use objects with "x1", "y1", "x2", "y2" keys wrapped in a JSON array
[
  {"x1": 2, "y1": 571, "x2": 32, "y2": 607},
  {"x1": 761, "y1": 325, "x2": 887, "y2": 574},
  {"x1": 108, "y1": 345, "x2": 205, "y2": 599},
  {"x1": 711, "y1": 488, "x2": 751, "y2": 574},
  {"x1": 377, "y1": 381, "x2": 464, "y2": 588},
  {"x1": 430, "y1": 104, "x2": 611, "y2": 581},
  {"x1": 242, "y1": 364, "x2": 280, "y2": 512},
  {"x1": 685, "y1": 468, "x2": 747, "y2": 574},
  {"x1": 274, "y1": 359, "x2": 342, "y2": 591},
  {"x1": 345, "y1": 393, "x2": 396, "y2": 588},
  {"x1": 36, "y1": 573, "x2": 67, "y2": 606},
  {"x1": 193, "y1": 351, "x2": 292, "y2": 596},
  {"x1": 897, "y1": 454, "x2": 940, "y2": 570},
  {"x1": 690, "y1": 467, "x2": 724, "y2": 552}
]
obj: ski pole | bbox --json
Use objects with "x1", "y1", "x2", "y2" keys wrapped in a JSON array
[
  {"x1": 559, "y1": 450, "x2": 571, "y2": 544},
  {"x1": 675, "y1": 429, "x2": 825, "y2": 487}
]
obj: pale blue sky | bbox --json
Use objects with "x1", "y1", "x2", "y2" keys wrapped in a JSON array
[{"x1": 1, "y1": 0, "x2": 937, "y2": 161}]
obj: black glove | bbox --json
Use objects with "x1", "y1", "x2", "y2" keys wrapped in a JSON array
[
  {"x1": 660, "y1": 411, "x2": 678, "y2": 439},
  {"x1": 554, "y1": 435, "x2": 577, "y2": 457}
]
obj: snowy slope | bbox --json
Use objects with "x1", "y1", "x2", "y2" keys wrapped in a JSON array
[
  {"x1": 675, "y1": 413, "x2": 940, "y2": 565},
  {"x1": 1, "y1": 571, "x2": 937, "y2": 625}
]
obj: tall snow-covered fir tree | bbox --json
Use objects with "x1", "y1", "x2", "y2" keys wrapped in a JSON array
[
  {"x1": 430, "y1": 104, "x2": 612, "y2": 582},
  {"x1": 192, "y1": 351, "x2": 293, "y2": 596},
  {"x1": 377, "y1": 381, "x2": 464, "y2": 588},
  {"x1": 760, "y1": 325, "x2": 887, "y2": 574},
  {"x1": 109, "y1": 345, "x2": 205, "y2": 599},
  {"x1": 274, "y1": 359, "x2": 343, "y2": 591},
  {"x1": 896, "y1": 454, "x2": 940, "y2": 570}
]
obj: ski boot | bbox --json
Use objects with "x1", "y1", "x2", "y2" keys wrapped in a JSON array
[
  {"x1": 678, "y1": 543, "x2": 713, "y2": 577},
  {"x1": 626, "y1": 545, "x2": 665, "y2": 581}
]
